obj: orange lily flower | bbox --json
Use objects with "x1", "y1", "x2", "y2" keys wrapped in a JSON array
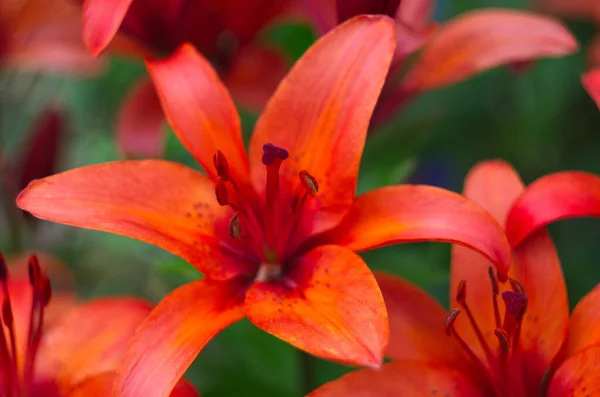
[
  {"x1": 0, "y1": 0, "x2": 98, "y2": 74},
  {"x1": 16, "y1": 16, "x2": 511, "y2": 397},
  {"x1": 301, "y1": 0, "x2": 578, "y2": 126},
  {"x1": 310, "y1": 160, "x2": 600, "y2": 396},
  {"x1": 0, "y1": 251, "x2": 198, "y2": 397},
  {"x1": 79, "y1": 0, "x2": 298, "y2": 158}
]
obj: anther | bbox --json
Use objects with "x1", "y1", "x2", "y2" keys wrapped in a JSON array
[
  {"x1": 299, "y1": 170, "x2": 319, "y2": 195},
  {"x1": 456, "y1": 280, "x2": 467, "y2": 304},
  {"x1": 229, "y1": 213, "x2": 241, "y2": 239},
  {"x1": 40, "y1": 276, "x2": 52, "y2": 307},
  {"x1": 213, "y1": 150, "x2": 230, "y2": 181},
  {"x1": 444, "y1": 308, "x2": 460, "y2": 336},
  {"x1": 494, "y1": 328, "x2": 510, "y2": 356},
  {"x1": 509, "y1": 278, "x2": 525, "y2": 293},
  {"x1": 261, "y1": 143, "x2": 289, "y2": 166},
  {"x1": 215, "y1": 178, "x2": 230, "y2": 206},
  {"x1": 28, "y1": 255, "x2": 41, "y2": 287},
  {"x1": 1, "y1": 300, "x2": 13, "y2": 328}
]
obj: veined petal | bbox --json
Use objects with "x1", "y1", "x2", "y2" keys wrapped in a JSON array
[
  {"x1": 17, "y1": 160, "x2": 255, "y2": 280},
  {"x1": 547, "y1": 346, "x2": 600, "y2": 397},
  {"x1": 582, "y1": 69, "x2": 600, "y2": 110},
  {"x1": 248, "y1": 15, "x2": 396, "y2": 234},
  {"x1": 375, "y1": 272, "x2": 469, "y2": 367},
  {"x1": 35, "y1": 298, "x2": 151, "y2": 391},
  {"x1": 451, "y1": 161, "x2": 568, "y2": 387},
  {"x1": 506, "y1": 171, "x2": 600, "y2": 247},
  {"x1": 245, "y1": 245, "x2": 387, "y2": 368},
  {"x1": 113, "y1": 278, "x2": 246, "y2": 397},
  {"x1": 146, "y1": 45, "x2": 249, "y2": 184},
  {"x1": 308, "y1": 361, "x2": 487, "y2": 397},
  {"x1": 321, "y1": 185, "x2": 511, "y2": 280},
  {"x1": 82, "y1": 0, "x2": 134, "y2": 57},
  {"x1": 554, "y1": 282, "x2": 600, "y2": 364},
  {"x1": 116, "y1": 79, "x2": 165, "y2": 158},
  {"x1": 402, "y1": 9, "x2": 578, "y2": 92},
  {"x1": 67, "y1": 372, "x2": 199, "y2": 397}
]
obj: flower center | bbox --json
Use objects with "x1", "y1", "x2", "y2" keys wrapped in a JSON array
[
  {"x1": 213, "y1": 144, "x2": 319, "y2": 282},
  {"x1": 0, "y1": 253, "x2": 51, "y2": 397},
  {"x1": 444, "y1": 267, "x2": 528, "y2": 397}
]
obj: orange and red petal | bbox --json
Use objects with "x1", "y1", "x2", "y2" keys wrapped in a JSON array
[
  {"x1": 506, "y1": 171, "x2": 600, "y2": 247},
  {"x1": 245, "y1": 245, "x2": 388, "y2": 368},
  {"x1": 116, "y1": 79, "x2": 165, "y2": 158},
  {"x1": 547, "y1": 345, "x2": 600, "y2": 397},
  {"x1": 375, "y1": 272, "x2": 469, "y2": 368},
  {"x1": 308, "y1": 361, "x2": 487, "y2": 397},
  {"x1": 82, "y1": 0, "x2": 133, "y2": 57},
  {"x1": 146, "y1": 45, "x2": 250, "y2": 184},
  {"x1": 35, "y1": 298, "x2": 151, "y2": 391},
  {"x1": 67, "y1": 372, "x2": 199, "y2": 397},
  {"x1": 321, "y1": 185, "x2": 511, "y2": 280},
  {"x1": 113, "y1": 278, "x2": 247, "y2": 397},
  {"x1": 582, "y1": 69, "x2": 600, "y2": 110},
  {"x1": 16, "y1": 160, "x2": 254, "y2": 280},
  {"x1": 402, "y1": 9, "x2": 578, "y2": 92},
  {"x1": 248, "y1": 15, "x2": 396, "y2": 235},
  {"x1": 451, "y1": 161, "x2": 568, "y2": 385}
]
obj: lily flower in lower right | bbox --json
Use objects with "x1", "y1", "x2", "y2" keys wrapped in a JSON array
[{"x1": 309, "y1": 160, "x2": 600, "y2": 396}]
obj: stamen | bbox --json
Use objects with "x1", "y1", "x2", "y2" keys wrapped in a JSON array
[
  {"x1": 509, "y1": 278, "x2": 525, "y2": 293},
  {"x1": 456, "y1": 280, "x2": 466, "y2": 304},
  {"x1": 444, "y1": 309, "x2": 491, "y2": 373},
  {"x1": 0, "y1": 252, "x2": 17, "y2": 397},
  {"x1": 213, "y1": 150, "x2": 230, "y2": 181},
  {"x1": 494, "y1": 328, "x2": 510, "y2": 356},
  {"x1": 444, "y1": 308, "x2": 460, "y2": 335},
  {"x1": 262, "y1": 143, "x2": 288, "y2": 254},
  {"x1": 215, "y1": 178, "x2": 230, "y2": 206},
  {"x1": 488, "y1": 267, "x2": 501, "y2": 329},
  {"x1": 229, "y1": 213, "x2": 241, "y2": 239},
  {"x1": 299, "y1": 170, "x2": 319, "y2": 195}
]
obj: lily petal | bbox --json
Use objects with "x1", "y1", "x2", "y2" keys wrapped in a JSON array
[
  {"x1": 117, "y1": 79, "x2": 165, "y2": 158},
  {"x1": 146, "y1": 44, "x2": 249, "y2": 184},
  {"x1": 554, "y1": 282, "x2": 600, "y2": 364},
  {"x1": 547, "y1": 346, "x2": 600, "y2": 397},
  {"x1": 582, "y1": 69, "x2": 600, "y2": 110},
  {"x1": 375, "y1": 272, "x2": 468, "y2": 367},
  {"x1": 245, "y1": 245, "x2": 387, "y2": 368},
  {"x1": 36, "y1": 298, "x2": 151, "y2": 391},
  {"x1": 17, "y1": 160, "x2": 255, "y2": 280},
  {"x1": 506, "y1": 171, "x2": 600, "y2": 247},
  {"x1": 321, "y1": 185, "x2": 511, "y2": 280},
  {"x1": 113, "y1": 278, "x2": 246, "y2": 397},
  {"x1": 248, "y1": 15, "x2": 396, "y2": 234},
  {"x1": 68, "y1": 372, "x2": 199, "y2": 397},
  {"x1": 82, "y1": 0, "x2": 133, "y2": 57},
  {"x1": 402, "y1": 9, "x2": 578, "y2": 92},
  {"x1": 308, "y1": 361, "x2": 486, "y2": 397},
  {"x1": 335, "y1": 0, "x2": 400, "y2": 21},
  {"x1": 451, "y1": 161, "x2": 568, "y2": 388}
]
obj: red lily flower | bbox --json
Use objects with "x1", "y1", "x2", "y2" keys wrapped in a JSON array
[
  {"x1": 0, "y1": 251, "x2": 198, "y2": 397},
  {"x1": 0, "y1": 0, "x2": 98, "y2": 74},
  {"x1": 301, "y1": 0, "x2": 578, "y2": 126},
  {"x1": 16, "y1": 16, "x2": 511, "y2": 397},
  {"x1": 80, "y1": 0, "x2": 298, "y2": 158},
  {"x1": 309, "y1": 160, "x2": 600, "y2": 396}
]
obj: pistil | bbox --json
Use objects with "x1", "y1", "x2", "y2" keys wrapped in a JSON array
[{"x1": 261, "y1": 143, "x2": 289, "y2": 257}]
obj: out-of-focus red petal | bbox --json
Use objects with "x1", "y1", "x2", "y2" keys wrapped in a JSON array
[
  {"x1": 335, "y1": 0, "x2": 400, "y2": 21},
  {"x1": 402, "y1": 9, "x2": 578, "y2": 92},
  {"x1": 506, "y1": 171, "x2": 600, "y2": 247},
  {"x1": 113, "y1": 278, "x2": 246, "y2": 397},
  {"x1": 308, "y1": 361, "x2": 487, "y2": 397},
  {"x1": 554, "y1": 282, "x2": 600, "y2": 365},
  {"x1": 547, "y1": 346, "x2": 600, "y2": 397},
  {"x1": 532, "y1": 0, "x2": 599, "y2": 21},
  {"x1": 300, "y1": 0, "x2": 337, "y2": 34},
  {"x1": 223, "y1": 45, "x2": 289, "y2": 111},
  {"x1": 17, "y1": 160, "x2": 255, "y2": 280},
  {"x1": 245, "y1": 245, "x2": 387, "y2": 368},
  {"x1": 116, "y1": 79, "x2": 165, "y2": 158},
  {"x1": 146, "y1": 44, "x2": 249, "y2": 184},
  {"x1": 396, "y1": 0, "x2": 434, "y2": 29},
  {"x1": 36, "y1": 298, "x2": 151, "y2": 391},
  {"x1": 82, "y1": 0, "x2": 134, "y2": 57},
  {"x1": 67, "y1": 372, "x2": 199, "y2": 397},
  {"x1": 248, "y1": 15, "x2": 396, "y2": 235},
  {"x1": 451, "y1": 161, "x2": 568, "y2": 390},
  {"x1": 582, "y1": 69, "x2": 600, "y2": 110},
  {"x1": 321, "y1": 185, "x2": 511, "y2": 280},
  {"x1": 375, "y1": 272, "x2": 470, "y2": 367}
]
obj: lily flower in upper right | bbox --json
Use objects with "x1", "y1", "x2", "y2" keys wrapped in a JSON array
[
  {"x1": 301, "y1": 0, "x2": 579, "y2": 126},
  {"x1": 309, "y1": 160, "x2": 600, "y2": 396}
]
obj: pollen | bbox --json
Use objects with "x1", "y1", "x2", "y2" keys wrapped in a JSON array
[{"x1": 299, "y1": 170, "x2": 319, "y2": 195}]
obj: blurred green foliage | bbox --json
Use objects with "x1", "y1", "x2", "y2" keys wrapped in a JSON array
[{"x1": 2, "y1": 0, "x2": 600, "y2": 395}]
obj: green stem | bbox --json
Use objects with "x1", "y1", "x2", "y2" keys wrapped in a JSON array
[{"x1": 298, "y1": 349, "x2": 317, "y2": 395}]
